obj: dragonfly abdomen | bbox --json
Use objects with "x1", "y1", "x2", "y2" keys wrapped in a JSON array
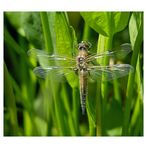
[{"x1": 79, "y1": 70, "x2": 88, "y2": 115}]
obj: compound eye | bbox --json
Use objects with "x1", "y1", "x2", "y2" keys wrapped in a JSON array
[
  {"x1": 78, "y1": 41, "x2": 92, "y2": 50},
  {"x1": 79, "y1": 46, "x2": 84, "y2": 50}
]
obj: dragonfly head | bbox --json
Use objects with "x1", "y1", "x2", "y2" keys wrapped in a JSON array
[{"x1": 78, "y1": 41, "x2": 92, "y2": 51}]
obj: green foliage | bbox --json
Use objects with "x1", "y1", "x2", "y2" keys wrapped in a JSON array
[
  {"x1": 122, "y1": 12, "x2": 143, "y2": 135},
  {"x1": 22, "y1": 13, "x2": 45, "y2": 49},
  {"x1": 81, "y1": 12, "x2": 130, "y2": 37},
  {"x1": 4, "y1": 12, "x2": 143, "y2": 136}
]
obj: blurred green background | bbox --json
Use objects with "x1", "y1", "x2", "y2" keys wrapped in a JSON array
[{"x1": 4, "y1": 12, "x2": 143, "y2": 136}]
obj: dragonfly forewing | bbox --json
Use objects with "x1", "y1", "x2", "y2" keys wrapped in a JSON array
[
  {"x1": 28, "y1": 49, "x2": 76, "y2": 67},
  {"x1": 87, "y1": 43, "x2": 132, "y2": 62}
]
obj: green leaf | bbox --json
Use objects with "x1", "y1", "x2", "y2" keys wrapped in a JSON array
[
  {"x1": 122, "y1": 12, "x2": 143, "y2": 135},
  {"x1": 4, "y1": 11, "x2": 143, "y2": 136},
  {"x1": 39, "y1": 12, "x2": 79, "y2": 136},
  {"x1": 129, "y1": 14, "x2": 143, "y2": 133},
  {"x1": 22, "y1": 12, "x2": 44, "y2": 48},
  {"x1": 129, "y1": 12, "x2": 143, "y2": 47},
  {"x1": 4, "y1": 63, "x2": 20, "y2": 135},
  {"x1": 40, "y1": 12, "x2": 53, "y2": 52},
  {"x1": 104, "y1": 99, "x2": 123, "y2": 131},
  {"x1": 5, "y1": 12, "x2": 22, "y2": 30},
  {"x1": 113, "y1": 12, "x2": 130, "y2": 35},
  {"x1": 82, "y1": 12, "x2": 130, "y2": 136},
  {"x1": 48, "y1": 12, "x2": 78, "y2": 88},
  {"x1": 5, "y1": 12, "x2": 25, "y2": 37},
  {"x1": 81, "y1": 12, "x2": 130, "y2": 37}
]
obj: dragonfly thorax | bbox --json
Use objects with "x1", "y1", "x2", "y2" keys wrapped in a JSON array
[{"x1": 77, "y1": 56, "x2": 88, "y2": 71}]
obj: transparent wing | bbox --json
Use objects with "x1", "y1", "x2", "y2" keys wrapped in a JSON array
[
  {"x1": 33, "y1": 66, "x2": 77, "y2": 82},
  {"x1": 87, "y1": 43, "x2": 132, "y2": 62},
  {"x1": 28, "y1": 49, "x2": 76, "y2": 67},
  {"x1": 88, "y1": 64, "x2": 134, "y2": 81}
]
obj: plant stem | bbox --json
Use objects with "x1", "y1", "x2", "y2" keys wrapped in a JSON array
[
  {"x1": 97, "y1": 34, "x2": 113, "y2": 135},
  {"x1": 40, "y1": 12, "x2": 53, "y2": 52},
  {"x1": 95, "y1": 82, "x2": 102, "y2": 136},
  {"x1": 72, "y1": 88, "x2": 80, "y2": 135},
  {"x1": 82, "y1": 23, "x2": 91, "y2": 41},
  {"x1": 4, "y1": 63, "x2": 20, "y2": 135},
  {"x1": 122, "y1": 19, "x2": 143, "y2": 135}
]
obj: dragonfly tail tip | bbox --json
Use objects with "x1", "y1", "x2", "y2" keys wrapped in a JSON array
[{"x1": 82, "y1": 107, "x2": 86, "y2": 115}]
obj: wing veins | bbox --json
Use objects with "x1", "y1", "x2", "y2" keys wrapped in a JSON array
[
  {"x1": 86, "y1": 44, "x2": 131, "y2": 62},
  {"x1": 28, "y1": 49, "x2": 75, "y2": 61},
  {"x1": 33, "y1": 66, "x2": 76, "y2": 79},
  {"x1": 88, "y1": 64, "x2": 133, "y2": 81}
]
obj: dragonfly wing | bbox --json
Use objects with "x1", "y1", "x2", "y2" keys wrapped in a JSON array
[
  {"x1": 88, "y1": 64, "x2": 134, "y2": 81},
  {"x1": 113, "y1": 43, "x2": 132, "y2": 59},
  {"x1": 87, "y1": 43, "x2": 132, "y2": 62},
  {"x1": 33, "y1": 66, "x2": 77, "y2": 82},
  {"x1": 28, "y1": 49, "x2": 76, "y2": 67}
]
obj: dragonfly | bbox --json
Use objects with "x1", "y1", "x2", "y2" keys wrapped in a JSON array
[{"x1": 28, "y1": 41, "x2": 134, "y2": 115}]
